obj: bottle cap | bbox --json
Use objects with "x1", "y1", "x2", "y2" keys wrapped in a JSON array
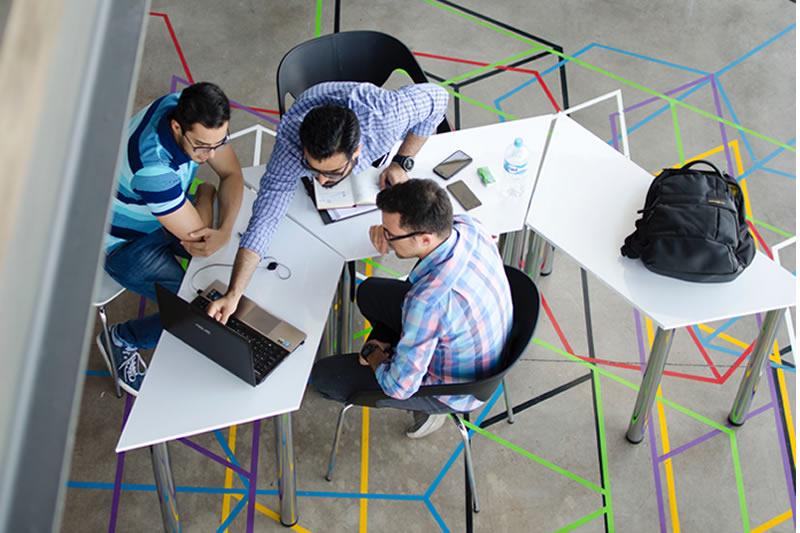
[{"x1": 514, "y1": 137, "x2": 523, "y2": 147}]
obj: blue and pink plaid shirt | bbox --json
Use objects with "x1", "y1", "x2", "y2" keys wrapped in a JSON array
[
  {"x1": 240, "y1": 81, "x2": 449, "y2": 258},
  {"x1": 374, "y1": 215, "x2": 513, "y2": 412}
]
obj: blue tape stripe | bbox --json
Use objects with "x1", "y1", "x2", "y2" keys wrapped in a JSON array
[
  {"x1": 716, "y1": 24, "x2": 796, "y2": 76},
  {"x1": 591, "y1": 44, "x2": 709, "y2": 75},
  {"x1": 216, "y1": 494, "x2": 247, "y2": 532},
  {"x1": 761, "y1": 167, "x2": 796, "y2": 180},
  {"x1": 737, "y1": 138, "x2": 796, "y2": 180},
  {"x1": 425, "y1": 498, "x2": 451, "y2": 533},
  {"x1": 213, "y1": 429, "x2": 250, "y2": 488},
  {"x1": 697, "y1": 318, "x2": 741, "y2": 344},
  {"x1": 715, "y1": 82, "x2": 757, "y2": 163}
]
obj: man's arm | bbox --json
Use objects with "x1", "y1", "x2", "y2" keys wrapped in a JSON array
[
  {"x1": 182, "y1": 144, "x2": 244, "y2": 257},
  {"x1": 379, "y1": 132, "x2": 427, "y2": 188},
  {"x1": 205, "y1": 246, "x2": 260, "y2": 324}
]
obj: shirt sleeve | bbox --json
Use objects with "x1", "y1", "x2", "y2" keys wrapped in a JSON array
[
  {"x1": 130, "y1": 166, "x2": 186, "y2": 216},
  {"x1": 395, "y1": 83, "x2": 449, "y2": 137},
  {"x1": 374, "y1": 295, "x2": 441, "y2": 400},
  {"x1": 238, "y1": 132, "x2": 302, "y2": 259}
]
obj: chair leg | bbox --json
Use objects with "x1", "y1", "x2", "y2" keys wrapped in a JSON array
[
  {"x1": 97, "y1": 305, "x2": 122, "y2": 398},
  {"x1": 450, "y1": 414, "x2": 480, "y2": 513},
  {"x1": 502, "y1": 378, "x2": 514, "y2": 424},
  {"x1": 326, "y1": 403, "x2": 353, "y2": 481}
]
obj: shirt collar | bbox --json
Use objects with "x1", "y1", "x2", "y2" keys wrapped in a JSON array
[
  {"x1": 408, "y1": 228, "x2": 458, "y2": 284},
  {"x1": 157, "y1": 114, "x2": 192, "y2": 168}
]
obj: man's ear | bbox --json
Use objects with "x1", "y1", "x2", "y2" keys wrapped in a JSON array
[
  {"x1": 419, "y1": 233, "x2": 433, "y2": 247},
  {"x1": 170, "y1": 119, "x2": 182, "y2": 136},
  {"x1": 353, "y1": 144, "x2": 362, "y2": 159}
]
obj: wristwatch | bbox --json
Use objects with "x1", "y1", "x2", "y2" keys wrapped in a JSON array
[
  {"x1": 360, "y1": 343, "x2": 389, "y2": 364},
  {"x1": 392, "y1": 154, "x2": 415, "y2": 172}
]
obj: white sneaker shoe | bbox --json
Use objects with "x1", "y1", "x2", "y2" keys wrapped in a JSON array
[{"x1": 406, "y1": 413, "x2": 447, "y2": 439}]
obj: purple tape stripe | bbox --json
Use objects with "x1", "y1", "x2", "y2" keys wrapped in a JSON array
[
  {"x1": 178, "y1": 437, "x2": 250, "y2": 478},
  {"x1": 247, "y1": 419, "x2": 261, "y2": 532},
  {"x1": 171, "y1": 75, "x2": 281, "y2": 126},
  {"x1": 765, "y1": 345, "x2": 796, "y2": 525},
  {"x1": 108, "y1": 394, "x2": 134, "y2": 533}
]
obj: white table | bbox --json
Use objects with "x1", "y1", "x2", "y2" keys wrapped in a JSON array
[
  {"x1": 116, "y1": 189, "x2": 344, "y2": 528},
  {"x1": 525, "y1": 113, "x2": 796, "y2": 442}
]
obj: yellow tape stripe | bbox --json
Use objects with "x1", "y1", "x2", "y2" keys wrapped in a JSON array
[
  {"x1": 221, "y1": 424, "x2": 238, "y2": 531},
  {"x1": 229, "y1": 495, "x2": 313, "y2": 532},
  {"x1": 360, "y1": 407, "x2": 370, "y2": 532},
  {"x1": 770, "y1": 342, "x2": 796, "y2": 466},
  {"x1": 739, "y1": 178, "x2": 754, "y2": 221},
  {"x1": 750, "y1": 509, "x2": 793, "y2": 533},
  {"x1": 696, "y1": 324, "x2": 749, "y2": 350},
  {"x1": 646, "y1": 318, "x2": 681, "y2": 532}
]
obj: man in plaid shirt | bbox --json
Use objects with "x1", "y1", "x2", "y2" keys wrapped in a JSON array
[
  {"x1": 311, "y1": 179, "x2": 513, "y2": 438},
  {"x1": 206, "y1": 82, "x2": 448, "y2": 323}
]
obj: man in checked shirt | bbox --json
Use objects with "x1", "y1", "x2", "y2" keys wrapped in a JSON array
[
  {"x1": 206, "y1": 82, "x2": 449, "y2": 322},
  {"x1": 311, "y1": 179, "x2": 513, "y2": 438}
]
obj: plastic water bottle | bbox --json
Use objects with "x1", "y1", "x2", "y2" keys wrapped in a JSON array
[{"x1": 503, "y1": 137, "x2": 529, "y2": 196}]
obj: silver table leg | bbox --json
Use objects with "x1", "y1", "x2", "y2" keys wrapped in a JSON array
[
  {"x1": 525, "y1": 231, "x2": 547, "y2": 283},
  {"x1": 728, "y1": 309, "x2": 783, "y2": 425},
  {"x1": 274, "y1": 412, "x2": 298, "y2": 527},
  {"x1": 150, "y1": 442, "x2": 181, "y2": 532},
  {"x1": 626, "y1": 327, "x2": 675, "y2": 444}
]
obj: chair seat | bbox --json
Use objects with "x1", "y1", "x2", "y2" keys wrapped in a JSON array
[{"x1": 92, "y1": 271, "x2": 125, "y2": 307}]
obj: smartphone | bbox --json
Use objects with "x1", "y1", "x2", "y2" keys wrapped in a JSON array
[
  {"x1": 446, "y1": 180, "x2": 482, "y2": 211},
  {"x1": 433, "y1": 150, "x2": 473, "y2": 180}
]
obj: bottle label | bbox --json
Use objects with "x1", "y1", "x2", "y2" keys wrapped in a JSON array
[{"x1": 504, "y1": 160, "x2": 528, "y2": 175}]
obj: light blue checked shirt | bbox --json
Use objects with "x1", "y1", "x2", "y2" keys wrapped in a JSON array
[
  {"x1": 374, "y1": 215, "x2": 513, "y2": 412},
  {"x1": 239, "y1": 81, "x2": 449, "y2": 258}
]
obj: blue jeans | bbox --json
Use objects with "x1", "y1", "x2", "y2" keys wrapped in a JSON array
[{"x1": 104, "y1": 228, "x2": 190, "y2": 349}]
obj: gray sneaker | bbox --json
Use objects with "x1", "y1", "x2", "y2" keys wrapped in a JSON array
[
  {"x1": 406, "y1": 412, "x2": 447, "y2": 439},
  {"x1": 96, "y1": 331, "x2": 147, "y2": 396}
]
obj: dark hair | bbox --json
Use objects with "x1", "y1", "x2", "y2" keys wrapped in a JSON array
[
  {"x1": 169, "y1": 82, "x2": 230, "y2": 131},
  {"x1": 299, "y1": 104, "x2": 360, "y2": 160},
  {"x1": 376, "y1": 179, "x2": 453, "y2": 237}
]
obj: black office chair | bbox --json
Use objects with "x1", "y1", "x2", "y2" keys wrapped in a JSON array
[
  {"x1": 276, "y1": 30, "x2": 451, "y2": 133},
  {"x1": 324, "y1": 266, "x2": 540, "y2": 514}
]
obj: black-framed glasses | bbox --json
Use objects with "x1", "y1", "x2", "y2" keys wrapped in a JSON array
[
  {"x1": 184, "y1": 129, "x2": 231, "y2": 154},
  {"x1": 301, "y1": 154, "x2": 356, "y2": 188},
  {"x1": 383, "y1": 227, "x2": 425, "y2": 242}
]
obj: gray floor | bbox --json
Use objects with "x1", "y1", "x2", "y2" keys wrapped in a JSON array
[{"x1": 62, "y1": 1, "x2": 796, "y2": 532}]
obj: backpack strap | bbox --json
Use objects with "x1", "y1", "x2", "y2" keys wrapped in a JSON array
[{"x1": 681, "y1": 159, "x2": 724, "y2": 177}]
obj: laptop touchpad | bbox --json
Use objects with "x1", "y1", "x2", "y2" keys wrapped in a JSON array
[{"x1": 234, "y1": 297, "x2": 281, "y2": 335}]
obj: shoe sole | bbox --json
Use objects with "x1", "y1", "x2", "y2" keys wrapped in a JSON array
[
  {"x1": 407, "y1": 414, "x2": 448, "y2": 439},
  {"x1": 95, "y1": 335, "x2": 139, "y2": 397}
]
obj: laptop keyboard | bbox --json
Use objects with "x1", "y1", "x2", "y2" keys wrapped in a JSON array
[{"x1": 192, "y1": 290, "x2": 290, "y2": 381}]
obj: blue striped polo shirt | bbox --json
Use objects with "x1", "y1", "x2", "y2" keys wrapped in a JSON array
[{"x1": 104, "y1": 92, "x2": 197, "y2": 253}]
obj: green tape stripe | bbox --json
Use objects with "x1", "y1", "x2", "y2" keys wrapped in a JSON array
[
  {"x1": 531, "y1": 338, "x2": 731, "y2": 433},
  {"x1": 314, "y1": 0, "x2": 322, "y2": 37},
  {"x1": 440, "y1": 86, "x2": 518, "y2": 121},
  {"x1": 746, "y1": 216, "x2": 795, "y2": 239},
  {"x1": 360, "y1": 258, "x2": 403, "y2": 278},
  {"x1": 554, "y1": 506, "x2": 609, "y2": 533},
  {"x1": 729, "y1": 434, "x2": 750, "y2": 532},
  {"x1": 670, "y1": 103, "x2": 685, "y2": 165},
  {"x1": 441, "y1": 47, "x2": 542, "y2": 86},
  {"x1": 461, "y1": 419, "x2": 606, "y2": 495},
  {"x1": 189, "y1": 177, "x2": 203, "y2": 195},
  {"x1": 424, "y1": 0, "x2": 795, "y2": 153},
  {"x1": 592, "y1": 370, "x2": 614, "y2": 532},
  {"x1": 352, "y1": 327, "x2": 372, "y2": 340}
]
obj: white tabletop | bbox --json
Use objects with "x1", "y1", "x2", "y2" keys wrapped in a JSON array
[
  {"x1": 117, "y1": 190, "x2": 344, "y2": 452},
  {"x1": 286, "y1": 114, "x2": 555, "y2": 260},
  {"x1": 526, "y1": 113, "x2": 795, "y2": 329}
]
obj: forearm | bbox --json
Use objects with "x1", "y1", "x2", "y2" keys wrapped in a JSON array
[
  {"x1": 396, "y1": 132, "x2": 427, "y2": 157},
  {"x1": 215, "y1": 171, "x2": 244, "y2": 233},
  {"x1": 227, "y1": 247, "x2": 261, "y2": 298}
]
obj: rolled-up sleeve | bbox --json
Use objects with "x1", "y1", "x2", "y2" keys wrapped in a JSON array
[{"x1": 397, "y1": 83, "x2": 449, "y2": 137}]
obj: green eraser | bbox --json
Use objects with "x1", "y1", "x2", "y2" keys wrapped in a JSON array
[{"x1": 478, "y1": 166, "x2": 495, "y2": 185}]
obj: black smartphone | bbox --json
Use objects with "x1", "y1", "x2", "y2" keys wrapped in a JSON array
[
  {"x1": 446, "y1": 180, "x2": 482, "y2": 211},
  {"x1": 433, "y1": 150, "x2": 473, "y2": 180}
]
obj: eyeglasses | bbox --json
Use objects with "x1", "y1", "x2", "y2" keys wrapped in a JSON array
[
  {"x1": 301, "y1": 154, "x2": 356, "y2": 188},
  {"x1": 183, "y1": 129, "x2": 231, "y2": 154},
  {"x1": 383, "y1": 227, "x2": 425, "y2": 242}
]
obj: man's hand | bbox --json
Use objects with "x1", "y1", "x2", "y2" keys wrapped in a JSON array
[
  {"x1": 206, "y1": 292, "x2": 241, "y2": 325},
  {"x1": 378, "y1": 162, "x2": 409, "y2": 189},
  {"x1": 181, "y1": 227, "x2": 231, "y2": 257},
  {"x1": 369, "y1": 224, "x2": 390, "y2": 255},
  {"x1": 358, "y1": 339, "x2": 392, "y2": 366}
]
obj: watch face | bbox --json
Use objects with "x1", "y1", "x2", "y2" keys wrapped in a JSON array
[
  {"x1": 395, "y1": 155, "x2": 414, "y2": 171},
  {"x1": 360, "y1": 343, "x2": 375, "y2": 358}
]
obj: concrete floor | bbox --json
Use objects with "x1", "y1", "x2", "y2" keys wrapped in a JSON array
[{"x1": 61, "y1": 1, "x2": 795, "y2": 532}]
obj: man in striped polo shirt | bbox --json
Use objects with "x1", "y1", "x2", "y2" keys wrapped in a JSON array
[
  {"x1": 99, "y1": 82, "x2": 244, "y2": 395},
  {"x1": 311, "y1": 179, "x2": 513, "y2": 438}
]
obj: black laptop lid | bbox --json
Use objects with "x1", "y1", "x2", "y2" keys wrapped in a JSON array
[{"x1": 155, "y1": 283, "x2": 257, "y2": 386}]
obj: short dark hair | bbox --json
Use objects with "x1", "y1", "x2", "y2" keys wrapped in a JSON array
[
  {"x1": 376, "y1": 179, "x2": 453, "y2": 238},
  {"x1": 299, "y1": 104, "x2": 360, "y2": 160},
  {"x1": 169, "y1": 82, "x2": 230, "y2": 131}
]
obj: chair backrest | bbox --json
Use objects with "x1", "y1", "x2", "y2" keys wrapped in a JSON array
[
  {"x1": 349, "y1": 265, "x2": 540, "y2": 407},
  {"x1": 276, "y1": 30, "x2": 451, "y2": 132}
]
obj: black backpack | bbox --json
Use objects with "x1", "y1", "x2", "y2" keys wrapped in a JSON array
[{"x1": 621, "y1": 160, "x2": 755, "y2": 282}]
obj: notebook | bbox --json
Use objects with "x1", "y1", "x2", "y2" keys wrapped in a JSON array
[{"x1": 155, "y1": 281, "x2": 306, "y2": 386}]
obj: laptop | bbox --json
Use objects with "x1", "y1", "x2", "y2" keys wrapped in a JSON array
[{"x1": 155, "y1": 281, "x2": 306, "y2": 386}]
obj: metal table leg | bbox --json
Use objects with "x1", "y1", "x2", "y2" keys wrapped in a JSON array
[
  {"x1": 525, "y1": 231, "x2": 547, "y2": 284},
  {"x1": 274, "y1": 413, "x2": 298, "y2": 527},
  {"x1": 151, "y1": 442, "x2": 181, "y2": 532},
  {"x1": 626, "y1": 327, "x2": 675, "y2": 444},
  {"x1": 728, "y1": 309, "x2": 783, "y2": 425}
]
